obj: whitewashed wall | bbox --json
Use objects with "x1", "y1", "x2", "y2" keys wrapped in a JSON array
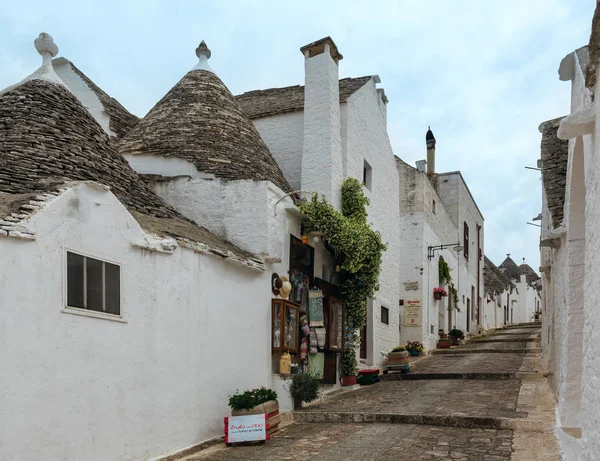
[
  {"x1": 252, "y1": 111, "x2": 304, "y2": 191},
  {"x1": 397, "y1": 160, "x2": 464, "y2": 351},
  {"x1": 541, "y1": 46, "x2": 594, "y2": 460},
  {"x1": 124, "y1": 154, "x2": 289, "y2": 262},
  {"x1": 581, "y1": 63, "x2": 600, "y2": 461},
  {"x1": 438, "y1": 172, "x2": 485, "y2": 333},
  {"x1": 0, "y1": 183, "x2": 272, "y2": 461},
  {"x1": 343, "y1": 81, "x2": 400, "y2": 364}
]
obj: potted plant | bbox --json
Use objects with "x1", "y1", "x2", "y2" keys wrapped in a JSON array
[
  {"x1": 289, "y1": 371, "x2": 321, "y2": 409},
  {"x1": 436, "y1": 332, "x2": 452, "y2": 349},
  {"x1": 228, "y1": 387, "x2": 280, "y2": 433},
  {"x1": 406, "y1": 341, "x2": 424, "y2": 356},
  {"x1": 433, "y1": 287, "x2": 448, "y2": 300},
  {"x1": 448, "y1": 329, "x2": 465, "y2": 345},
  {"x1": 340, "y1": 349, "x2": 358, "y2": 386},
  {"x1": 533, "y1": 311, "x2": 541, "y2": 323},
  {"x1": 387, "y1": 345, "x2": 410, "y2": 365}
]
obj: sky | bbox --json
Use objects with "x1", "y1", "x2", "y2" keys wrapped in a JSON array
[{"x1": 0, "y1": 0, "x2": 595, "y2": 270}]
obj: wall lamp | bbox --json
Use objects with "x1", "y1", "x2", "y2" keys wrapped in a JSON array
[{"x1": 427, "y1": 243, "x2": 464, "y2": 260}]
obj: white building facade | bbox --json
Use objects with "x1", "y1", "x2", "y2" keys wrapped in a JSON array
[
  {"x1": 397, "y1": 131, "x2": 484, "y2": 351},
  {"x1": 538, "y1": 8, "x2": 600, "y2": 456}
]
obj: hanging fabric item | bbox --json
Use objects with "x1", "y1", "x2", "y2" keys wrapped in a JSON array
[
  {"x1": 308, "y1": 290, "x2": 324, "y2": 326},
  {"x1": 309, "y1": 327, "x2": 318, "y2": 354},
  {"x1": 315, "y1": 327, "x2": 326, "y2": 349},
  {"x1": 308, "y1": 352, "x2": 324, "y2": 379},
  {"x1": 300, "y1": 337, "x2": 308, "y2": 363}
]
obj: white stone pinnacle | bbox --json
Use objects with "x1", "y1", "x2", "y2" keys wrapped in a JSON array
[
  {"x1": 0, "y1": 32, "x2": 68, "y2": 95},
  {"x1": 191, "y1": 40, "x2": 214, "y2": 73}
]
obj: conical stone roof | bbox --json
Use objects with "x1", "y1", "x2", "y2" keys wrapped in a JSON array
[
  {"x1": 0, "y1": 35, "x2": 261, "y2": 268},
  {"x1": 499, "y1": 256, "x2": 522, "y2": 282},
  {"x1": 519, "y1": 263, "x2": 541, "y2": 286},
  {"x1": 118, "y1": 41, "x2": 291, "y2": 193}
]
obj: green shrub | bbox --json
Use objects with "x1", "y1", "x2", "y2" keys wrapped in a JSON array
[
  {"x1": 288, "y1": 372, "x2": 320, "y2": 404},
  {"x1": 391, "y1": 345, "x2": 407, "y2": 352},
  {"x1": 340, "y1": 349, "x2": 358, "y2": 376},
  {"x1": 228, "y1": 386, "x2": 278, "y2": 411},
  {"x1": 449, "y1": 329, "x2": 464, "y2": 339}
]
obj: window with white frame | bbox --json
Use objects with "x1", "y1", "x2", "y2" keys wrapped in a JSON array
[
  {"x1": 363, "y1": 160, "x2": 372, "y2": 191},
  {"x1": 67, "y1": 252, "x2": 120, "y2": 315}
]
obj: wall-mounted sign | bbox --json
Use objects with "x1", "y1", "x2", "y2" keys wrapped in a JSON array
[
  {"x1": 404, "y1": 281, "x2": 419, "y2": 291},
  {"x1": 404, "y1": 299, "x2": 422, "y2": 327},
  {"x1": 224, "y1": 414, "x2": 268, "y2": 444}
]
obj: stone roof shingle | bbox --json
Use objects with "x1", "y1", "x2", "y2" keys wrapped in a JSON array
[
  {"x1": 235, "y1": 76, "x2": 372, "y2": 120},
  {"x1": 539, "y1": 117, "x2": 568, "y2": 229},
  {"x1": 499, "y1": 256, "x2": 522, "y2": 282},
  {"x1": 586, "y1": 1, "x2": 600, "y2": 88},
  {"x1": 119, "y1": 70, "x2": 291, "y2": 193},
  {"x1": 519, "y1": 263, "x2": 541, "y2": 286},
  {"x1": 484, "y1": 256, "x2": 514, "y2": 295},
  {"x1": 0, "y1": 79, "x2": 262, "y2": 269}
]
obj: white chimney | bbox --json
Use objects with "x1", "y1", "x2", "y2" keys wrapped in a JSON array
[
  {"x1": 426, "y1": 126, "x2": 436, "y2": 176},
  {"x1": 300, "y1": 37, "x2": 344, "y2": 208}
]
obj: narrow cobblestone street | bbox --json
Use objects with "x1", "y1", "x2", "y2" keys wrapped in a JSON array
[{"x1": 185, "y1": 324, "x2": 560, "y2": 461}]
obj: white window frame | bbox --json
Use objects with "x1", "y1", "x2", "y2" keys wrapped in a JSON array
[
  {"x1": 62, "y1": 248, "x2": 126, "y2": 323},
  {"x1": 363, "y1": 159, "x2": 373, "y2": 191}
]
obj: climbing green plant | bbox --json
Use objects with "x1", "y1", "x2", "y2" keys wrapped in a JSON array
[
  {"x1": 437, "y1": 257, "x2": 460, "y2": 312},
  {"x1": 300, "y1": 178, "x2": 387, "y2": 330},
  {"x1": 438, "y1": 257, "x2": 451, "y2": 285},
  {"x1": 449, "y1": 282, "x2": 461, "y2": 312}
]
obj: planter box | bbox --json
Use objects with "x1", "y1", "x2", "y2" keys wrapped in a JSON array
[
  {"x1": 388, "y1": 357, "x2": 409, "y2": 365},
  {"x1": 437, "y1": 340, "x2": 452, "y2": 349},
  {"x1": 232, "y1": 400, "x2": 280, "y2": 434},
  {"x1": 341, "y1": 375, "x2": 357, "y2": 386},
  {"x1": 387, "y1": 350, "x2": 409, "y2": 365}
]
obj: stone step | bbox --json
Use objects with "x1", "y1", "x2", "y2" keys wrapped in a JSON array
[
  {"x1": 431, "y1": 348, "x2": 542, "y2": 355},
  {"x1": 381, "y1": 372, "x2": 516, "y2": 380},
  {"x1": 470, "y1": 338, "x2": 535, "y2": 343},
  {"x1": 503, "y1": 324, "x2": 541, "y2": 329},
  {"x1": 293, "y1": 411, "x2": 529, "y2": 430}
]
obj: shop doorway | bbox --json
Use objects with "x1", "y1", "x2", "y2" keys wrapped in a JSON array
[{"x1": 466, "y1": 298, "x2": 471, "y2": 332}]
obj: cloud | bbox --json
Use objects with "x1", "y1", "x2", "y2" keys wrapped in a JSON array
[{"x1": 0, "y1": 0, "x2": 595, "y2": 270}]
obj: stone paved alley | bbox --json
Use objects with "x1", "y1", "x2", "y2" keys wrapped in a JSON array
[{"x1": 184, "y1": 324, "x2": 560, "y2": 461}]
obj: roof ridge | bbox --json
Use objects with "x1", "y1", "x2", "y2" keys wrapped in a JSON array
[{"x1": 235, "y1": 76, "x2": 373, "y2": 120}]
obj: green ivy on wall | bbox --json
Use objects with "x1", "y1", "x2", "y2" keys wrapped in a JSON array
[
  {"x1": 438, "y1": 257, "x2": 460, "y2": 311},
  {"x1": 300, "y1": 178, "x2": 387, "y2": 330},
  {"x1": 449, "y1": 282, "x2": 460, "y2": 312},
  {"x1": 438, "y1": 257, "x2": 451, "y2": 285}
]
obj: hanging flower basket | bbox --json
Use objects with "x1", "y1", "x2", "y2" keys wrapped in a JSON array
[{"x1": 433, "y1": 287, "x2": 448, "y2": 300}]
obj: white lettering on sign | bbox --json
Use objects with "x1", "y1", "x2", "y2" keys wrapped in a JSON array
[
  {"x1": 226, "y1": 414, "x2": 267, "y2": 443},
  {"x1": 404, "y1": 299, "x2": 422, "y2": 327}
]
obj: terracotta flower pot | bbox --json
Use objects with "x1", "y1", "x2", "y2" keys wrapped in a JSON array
[
  {"x1": 387, "y1": 350, "x2": 410, "y2": 365},
  {"x1": 341, "y1": 375, "x2": 357, "y2": 386},
  {"x1": 437, "y1": 339, "x2": 452, "y2": 349}
]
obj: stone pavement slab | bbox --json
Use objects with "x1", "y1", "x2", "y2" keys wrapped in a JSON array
[
  {"x1": 297, "y1": 379, "x2": 523, "y2": 419},
  {"x1": 410, "y1": 353, "x2": 525, "y2": 374},
  {"x1": 186, "y1": 423, "x2": 515, "y2": 461}
]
